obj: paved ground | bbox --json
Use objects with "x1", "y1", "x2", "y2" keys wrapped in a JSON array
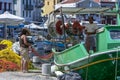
[{"x1": 0, "y1": 70, "x2": 57, "y2": 80}]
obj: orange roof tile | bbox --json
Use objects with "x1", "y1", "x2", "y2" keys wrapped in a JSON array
[{"x1": 93, "y1": 0, "x2": 100, "y2": 3}]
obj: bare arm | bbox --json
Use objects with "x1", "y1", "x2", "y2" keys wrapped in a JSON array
[{"x1": 23, "y1": 35, "x2": 31, "y2": 46}]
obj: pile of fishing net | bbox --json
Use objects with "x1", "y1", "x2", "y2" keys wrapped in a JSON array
[{"x1": 0, "y1": 40, "x2": 21, "y2": 72}]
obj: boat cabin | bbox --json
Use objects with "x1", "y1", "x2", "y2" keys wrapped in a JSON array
[{"x1": 96, "y1": 25, "x2": 120, "y2": 52}]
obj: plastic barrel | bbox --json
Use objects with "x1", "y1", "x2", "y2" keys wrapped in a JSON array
[{"x1": 42, "y1": 63, "x2": 51, "y2": 75}]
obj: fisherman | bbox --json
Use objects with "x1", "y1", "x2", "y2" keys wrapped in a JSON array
[{"x1": 84, "y1": 16, "x2": 99, "y2": 52}]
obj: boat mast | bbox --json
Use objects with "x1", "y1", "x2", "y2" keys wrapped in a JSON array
[
  {"x1": 116, "y1": 0, "x2": 120, "y2": 25},
  {"x1": 60, "y1": 7, "x2": 67, "y2": 49}
]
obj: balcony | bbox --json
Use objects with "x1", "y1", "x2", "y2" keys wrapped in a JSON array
[
  {"x1": 35, "y1": 3, "x2": 44, "y2": 8},
  {"x1": 24, "y1": 5, "x2": 34, "y2": 10}
]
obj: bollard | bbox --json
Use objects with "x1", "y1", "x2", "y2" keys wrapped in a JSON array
[{"x1": 42, "y1": 63, "x2": 51, "y2": 76}]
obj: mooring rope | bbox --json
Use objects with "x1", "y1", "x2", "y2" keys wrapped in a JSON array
[
  {"x1": 72, "y1": 57, "x2": 120, "y2": 71},
  {"x1": 85, "y1": 51, "x2": 91, "y2": 80},
  {"x1": 114, "y1": 47, "x2": 119, "y2": 80}
]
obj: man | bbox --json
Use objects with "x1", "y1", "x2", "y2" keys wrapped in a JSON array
[{"x1": 84, "y1": 16, "x2": 99, "y2": 52}]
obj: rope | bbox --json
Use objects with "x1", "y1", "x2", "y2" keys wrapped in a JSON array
[
  {"x1": 0, "y1": 59, "x2": 20, "y2": 72},
  {"x1": 62, "y1": 57, "x2": 120, "y2": 74},
  {"x1": 72, "y1": 57, "x2": 120, "y2": 71},
  {"x1": 31, "y1": 47, "x2": 54, "y2": 60},
  {"x1": 114, "y1": 47, "x2": 119, "y2": 80},
  {"x1": 85, "y1": 52, "x2": 91, "y2": 80}
]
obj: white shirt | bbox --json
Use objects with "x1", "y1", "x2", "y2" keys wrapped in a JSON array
[{"x1": 85, "y1": 23, "x2": 98, "y2": 33}]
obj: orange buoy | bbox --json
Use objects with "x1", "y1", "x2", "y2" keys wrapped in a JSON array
[
  {"x1": 72, "y1": 20, "x2": 84, "y2": 34},
  {"x1": 55, "y1": 20, "x2": 63, "y2": 35}
]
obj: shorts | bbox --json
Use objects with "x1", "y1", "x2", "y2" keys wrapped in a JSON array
[
  {"x1": 20, "y1": 47, "x2": 29, "y2": 61},
  {"x1": 85, "y1": 35, "x2": 96, "y2": 49}
]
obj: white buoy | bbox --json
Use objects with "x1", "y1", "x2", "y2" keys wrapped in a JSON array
[
  {"x1": 54, "y1": 71, "x2": 64, "y2": 77},
  {"x1": 51, "y1": 65, "x2": 59, "y2": 74},
  {"x1": 42, "y1": 63, "x2": 51, "y2": 76}
]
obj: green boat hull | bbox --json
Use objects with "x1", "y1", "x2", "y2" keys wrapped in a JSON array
[
  {"x1": 76, "y1": 50, "x2": 120, "y2": 80},
  {"x1": 52, "y1": 26, "x2": 120, "y2": 80},
  {"x1": 53, "y1": 44, "x2": 120, "y2": 80}
]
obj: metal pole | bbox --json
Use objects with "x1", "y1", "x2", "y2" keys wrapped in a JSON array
[
  {"x1": 60, "y1": 7, "x2": 66, "y2": 48},
  {"x1": 116, "y1": 0, "x2": 120, "y2": 25},
  {"x1": 4, "y1": 24, "x2": 7, "y2": 39}
]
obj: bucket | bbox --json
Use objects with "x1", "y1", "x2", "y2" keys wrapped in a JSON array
[
  {"x1": 42, "y1": 63, "x2": 51, "y2": 76},
  {"x1": 32, "y1": 56, "x2": 40, "y2": 63}
]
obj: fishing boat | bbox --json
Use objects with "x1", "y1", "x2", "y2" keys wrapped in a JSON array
[{"x1": 51, "y1": 2, "x2": 120, "y2": 80}]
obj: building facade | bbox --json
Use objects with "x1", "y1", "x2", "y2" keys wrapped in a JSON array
[
  {"x1": 42, "y1": 0, "x2": 63, "y2": 16},
  {"x1": 14, "y1": 0, "x2": 44, "y2": 24},
  {"x1": 0, "y1": 0, "x2": 13, "y2": 14},
  {"x1": 55, "y1": 0, "x2": 117, "y2": 25}
]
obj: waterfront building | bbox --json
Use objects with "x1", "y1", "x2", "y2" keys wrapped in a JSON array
[
  {"x1": 55, "y1": 0, "x2": 100, "y2": 21},
  {"x1": 42, "y1": 0, "x2": 63, "y2": 16},
  {"x1": 54, "y1": 0, "x2": 117, "y2": 25},
  {"x1": 14, "y1": 0, "x2": 44, "y2": 24},
  {"x1": 0, "y1": 0, "x2": 13, "y2": 14}
]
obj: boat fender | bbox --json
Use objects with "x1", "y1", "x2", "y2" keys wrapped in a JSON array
[
  {"x1": 55, "y1": 20, "x2": 65, "y2": 35},
  {"x1": 54, "y1": 71, "x2": 64, "y2": 77},
  {"x1": 72, "y1": 20, "x2": 84, "y2": 34},
  {"x1": 64, "y1": 66, "x2": 70, "y2": 72},
  {"x1": 51, "y1": 65, "x2": 59, "y2": 74}
]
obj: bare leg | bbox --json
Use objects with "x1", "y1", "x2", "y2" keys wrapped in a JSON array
[
  {"x1": 24, "y1": 60, "x2": 28, "y2": 72},
  {"x1": 85, "y1": 39, "x2": 90, "y2": 52},
  {"x1": 93, "y1": 47, "x2": 96, "y2": 52},
  {"x1": 21, "y1": 58, "x2": 24, "y2": 71}
]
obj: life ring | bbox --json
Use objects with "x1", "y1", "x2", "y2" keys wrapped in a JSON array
[
  {"x1": 55, "y1": 20, "x2": 63, "y2": 35},
  {"x1": 72, "y1": 20, "x2": 83, "y2": 34},
  {"x1": 48, "y1": 22, "x2": 57, "y2": 37}
]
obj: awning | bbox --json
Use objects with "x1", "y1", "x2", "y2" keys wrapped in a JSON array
[{"x1": 54, "y1": 7, "x2": 118, "y2": 15}]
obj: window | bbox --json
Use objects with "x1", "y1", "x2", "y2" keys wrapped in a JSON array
[
  {"x1": 26, "y1": 11, "x2": 28, "y2": 17},
  {"x1": 4, "y1": 2, "x2": 7, "y2": 11},
  {"x1": 8, "y1": 3, "x2": 11, "y2": 11},
  {"x1": 13, "y1": 10, "x2": 16, "y2": 15},
  {"x1": 26, "y1": 0, "x2": 28, "y2": 5},
  {"x1": 22, "y1": 0, "x2": 24, "y2": 4},
  {"x1": 47, "y1": 1, "x2": 49, "y2": 5},
  {"x1": 13, "y1": 0, "x2": 17, "y2": 4},
  {"x1": 119, "y1": 1, "x2": 120, "y2": 7},
  {"x1": 110, "y1": 30, "x2": 120, "y2": 39},
  {"x1": 0, "y1": 2, "x2": 2, "y2": 10},
  {"x1": 23, "y1": 11, "x2": 24, "y2": 17},
  {"x1": 60, "y1": 0, "x2": 63, "y2": 2},
  {"x1": 30, "y1": 0, "x2": 31, "y2": 5},
  {"x1": 29, "y1": 11, "x2": 31, "y2": 17},
  {"x1": 54, "y1": 0, "x2": 55, "y2": 5}
]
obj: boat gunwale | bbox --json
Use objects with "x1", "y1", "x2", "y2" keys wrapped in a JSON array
[{"x1": 54, "y1": 47, "x2": 120, "y2": 66}]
